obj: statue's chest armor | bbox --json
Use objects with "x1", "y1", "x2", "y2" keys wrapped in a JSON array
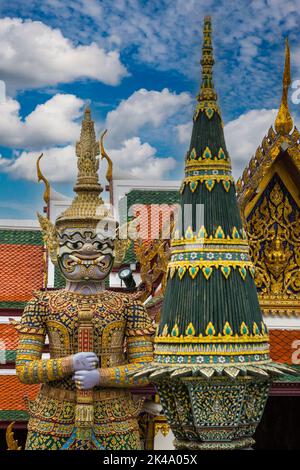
[{"x1": 44, "y1": 291, "x2": 127, "y2": 367}]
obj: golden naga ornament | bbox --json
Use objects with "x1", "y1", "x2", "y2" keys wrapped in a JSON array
[
  {"x1": 6, "y1": 422, "x2": 22, "y2": 450},
  {"x1": 274, "y1": 38, "x2": 293, "y2": 135}
]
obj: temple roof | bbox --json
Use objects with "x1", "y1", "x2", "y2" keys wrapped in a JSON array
[
  {"x1": 0, "y1": 324, "x2": 19, "y2": 364},
  {"x1": 120, "y1": 188, "x2": 179, "y2": 265},
  {"x1": 0, "y1": 228, "x2": 44, "y2": 309},
  {"x1": 0, "y1": 375, "x2": 39, "y2": 422},
  {"x1": 237, "y1": 39, "x2": 300, "y2": 214}
]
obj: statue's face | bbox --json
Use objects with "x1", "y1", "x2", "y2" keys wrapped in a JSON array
[{"x1": 57, "y1": 228, "x2": 115, "y2": 282}]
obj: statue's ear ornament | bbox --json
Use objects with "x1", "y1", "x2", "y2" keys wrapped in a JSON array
[
  {"x1": 113, "y1": 222, "x2": 131, "y2": 268},
  {"x1": 37, "y1": 213, "x2": 59, "y2": 265},
  {"x1": 36, "y1": 152, "x2": 59, "y2": 265}
]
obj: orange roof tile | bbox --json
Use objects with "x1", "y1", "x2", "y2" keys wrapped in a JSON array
[
  {"x1": 269, "y1": 329, "x2": 300, "y2": 364},
  {"x1": 132, "y1": 204, "x2": 178, "y2": 242},
  {"x1": 0, "y1": 324, "x2": 19, "y2": 351},
  {"x1": 0, "y1": 375, "x2": 39, "y2": 410},
  {"x1": 0, "y1": 244, "x2": 44, "y2": 302}
]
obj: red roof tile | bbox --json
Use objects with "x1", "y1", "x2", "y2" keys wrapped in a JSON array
[
  {"x1": 0, "y1": 244, "x2": 44, "y2": 302},
  {"x1": 269, "y1": 329, "x2": 300, "y2": 364},
  {"x1": 0, "y1": 375, "x2": 39, "y2": 410},
  {"x1": 0, "y1": 324, "x2": 19, "y2": 351},
  {"x1": 131, "y1": 204, "x2": 177, "y2": 242}
]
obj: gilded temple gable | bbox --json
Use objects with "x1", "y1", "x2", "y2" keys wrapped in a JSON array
[
  {"x1": 237, "y1": 39, "x2": 300, "y2": 217},
  {"x1": 238, "y1": 40, "x2": 300, "y2": 317}
]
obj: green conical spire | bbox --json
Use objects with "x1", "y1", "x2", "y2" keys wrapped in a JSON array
[{"x1": 154, "y1": 16, "x2": 270, "y2": 370}]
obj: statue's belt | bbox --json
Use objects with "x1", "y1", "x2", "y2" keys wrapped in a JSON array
[{"x1": 40, "y1": 384, "x2": 129, "y2": 402}]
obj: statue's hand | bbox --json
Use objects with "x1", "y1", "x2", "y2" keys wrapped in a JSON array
[
  {"x1": 72, "y1": 352, "x2": 99, "y2": 371},
  {"x1": 73, "y1": 369, "x2": 100, "y2": 390}
]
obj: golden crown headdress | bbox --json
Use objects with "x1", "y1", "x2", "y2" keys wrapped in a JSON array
[
  {"x1": 37, "y1": 106, "x2": 129, "y2": 266},
  {"x1": 55, "y1": 106, "x2": 112, "y2": 230}
]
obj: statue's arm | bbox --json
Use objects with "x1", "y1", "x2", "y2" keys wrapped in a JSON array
[
  {"x1": 15, "y1": 297, "x2": 73, "y2": 384},
  {"x1": 16, "y1": 333, "x2": 73, "y2": 384},
  {"x1": 99, "y1": 300, "x2": 154, "y2": 388}
]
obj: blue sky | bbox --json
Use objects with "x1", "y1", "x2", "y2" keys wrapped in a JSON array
[{"x1": 0, "y1": 0, "x2": 299, "y2": 219}]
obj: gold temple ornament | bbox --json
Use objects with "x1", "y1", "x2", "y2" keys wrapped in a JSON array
[{"x1": 238, "y1": 39, "x2": 300, "y2": 317}]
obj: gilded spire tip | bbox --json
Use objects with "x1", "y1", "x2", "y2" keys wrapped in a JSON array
[
  {"x1": 197, "y1": 15, "x2": 217, "y2": 102},
  {"x1": 274, "y1": 38, "x2": 293, "y2": 135},
  {"x1": 84, "y1": 105, "x2": 91, "y2": 120}
]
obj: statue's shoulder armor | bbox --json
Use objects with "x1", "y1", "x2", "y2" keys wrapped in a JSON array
[
  {"x1": 11, "y1": 291, "x2": 50, "y2": 335},
  {"x1": 117, "y1": 291, "x2": 155, "y2": 336},
  {"x1": 31, "y1": 289, "x2": 52, "y2": 308},
  {"x1": 104, "y1": 289, "x2": 145, "y2": 309}
]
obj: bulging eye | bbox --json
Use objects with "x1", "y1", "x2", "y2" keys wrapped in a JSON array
[
  {"x1": 93, "y1": 241, "x2": 103, "y2": 250},
  {"x1": 66, "y1": 241, "x2": 83, "y2": 250}
]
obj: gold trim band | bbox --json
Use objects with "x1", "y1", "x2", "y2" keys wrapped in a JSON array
[{"x1": 40, "y1": 384, "x2": 129, "y2": 402}]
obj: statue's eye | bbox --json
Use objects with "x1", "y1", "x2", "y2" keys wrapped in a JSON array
[
  {"x1": 93, "y1": 241, "x2": 103, "y2": 250},
  {"x1": 66, "y1": 241, "x2": 83, "y2": 250}
]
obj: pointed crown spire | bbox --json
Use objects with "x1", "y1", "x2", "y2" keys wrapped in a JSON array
[
  {"x1": 74, "y1": 106, "x2": 102, "y2": 194},
  {"x1": 55, "y1": 106, "x2": 112, "y2": 230},
  {"x1": 274, "y1": 38, "x2": 293, "y2": 134}
]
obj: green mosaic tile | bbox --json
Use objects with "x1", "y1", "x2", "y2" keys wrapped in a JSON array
[
  {"x1": 0, "y1": 410, "x2": 29, "y2": 421},
  {"x1": 54, "y1": 267, "x2": 66, "y2": 288},
  {"x1": 0, "y1": 301, "x2": 26, "y2": 309},
  {"x1": 0, "y1": 230, "x2": 43, "y2": 246}
]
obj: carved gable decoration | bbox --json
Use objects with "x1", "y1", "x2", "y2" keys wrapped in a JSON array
[
  {"x1": 237, "y1": 39, "x2": 300, "y2": 317},
  {"x1": 245, "y1": 171, "x2": 300, "y2": 316}
]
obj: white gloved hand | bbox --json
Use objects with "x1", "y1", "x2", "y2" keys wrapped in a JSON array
[
  {"x1": 72, "y1": 352, "x2": 99, "y2": 371},
  {"x1": 73, "y1": 369, "x2": 100, "y2": 390}
]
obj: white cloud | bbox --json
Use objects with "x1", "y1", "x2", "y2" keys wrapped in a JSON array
[
  {"x1": 4, "y1": 145, "x2": 77, "y2": 183},
  {"x1": 8, "y1": 103, "x2": 275, "y2": 184},
  {"x1": 108, "y1": 137, "x2": 176, "y2": 179},
  {"x1": 224, "y1": 108, "x2": 278, "y2": 178},
  {"x1": 0, "y1": 17, "x2": 128, "y2": 92},
  {"x1": 0, "y1": 87, "x2": 187, "y2": 183},
  {"x1": 0, "y1": 93, "x2": 84, "y2": 149},
  {"x1": 0, "y1": 155, "x2": 10, "y2": 169},
  {"x1": 3, "y1": 1, "x2": 300, "y2": 115},
  {"x1": 2, "y1": 137, "x2": 176, "y2": 183},
  {"x1": 105, "y1": 88, "x2": 192, "y2": 144},
  {"x1": 3, "y1": 100, "x2": 278, "y2": 184},
  {"x1": 176, "y1": 122, "x2": 192, "y2": 144}
]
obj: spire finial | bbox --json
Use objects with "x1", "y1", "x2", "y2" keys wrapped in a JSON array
[
  {"x1": 197, "y1": 15, "x2": 217, "y2": 102},
  {"x1": 74, "y1": 105, "x2": 102, "y2": 194},
  {"x1": 274, "y1": 38, "x2": 293, "y2": 134},
  {"x1": 55, "y1": 106, "x2": 111, "y2": 231}
]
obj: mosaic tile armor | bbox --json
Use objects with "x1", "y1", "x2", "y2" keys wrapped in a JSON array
[
  {"x1": 15, "y1": 289, "x2": 154, "y2": 449},
  {"x1": 13, "y1": 107, "x2": 155, "y2": 450}
]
